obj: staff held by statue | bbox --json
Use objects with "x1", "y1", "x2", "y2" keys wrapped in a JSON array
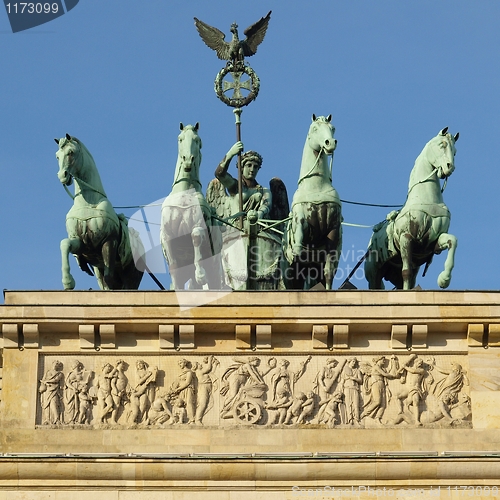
[{"x1": 194, "y1": 11, "x2": 271, "y2": 218}]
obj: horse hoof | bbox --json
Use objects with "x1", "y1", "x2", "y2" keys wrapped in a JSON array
[
  {"x1": 195, "y1": 273, "x2": 207, "y2": 286},
  {"x1": 63, "y1": 276, "x2": 76, "y2": 290},
  {"x1": 292, "y1": 245, "x2": 303, "y2": 257},
  {"x1": 437, "y1": 272, "x2": 451, "y2": 289},
  {"x1": 194, "y1": 266, "x2": 207, "y2": 286}
]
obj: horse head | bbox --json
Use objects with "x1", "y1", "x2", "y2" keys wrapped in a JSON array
[
  {"x1": 173, "y1": 123, "x2": 202, "y2": 187},
  {"x1": 426, "y1": 127, "x2": 459, "y2": 179},
  {"x1": 308, "y1": 114, "x2": 337, "y2": 155},
  {"x1": 55, "y1": 133, "x2": 81, "y2": 186},
  {"x1": 55, "y1": 134, "x2": 105, "y2": 204}
]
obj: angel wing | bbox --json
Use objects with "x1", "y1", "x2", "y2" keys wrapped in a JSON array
[
  {"x1": 268, "y1": 177, "x2": 289, "y2": 228},
  {"x1": 206, "y1": 178, "x2": 229, "y2": 219},
  {"x1": 241, "y1": 11, "x2": 272, "y2": 57},
  {"x1": 194, "y1": 17, "x2": 231, "y2": 61}
]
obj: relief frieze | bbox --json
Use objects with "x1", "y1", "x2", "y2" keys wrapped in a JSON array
[{"x1": 36, "y1": 354, "x2": 472, "y2": 429}]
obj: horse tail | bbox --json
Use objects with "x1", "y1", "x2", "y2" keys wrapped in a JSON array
[{"x1": 116, "y1": 214, "x2": 145, "y2": 288}]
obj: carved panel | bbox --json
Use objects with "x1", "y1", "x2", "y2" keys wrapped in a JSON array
[{"x1": 36, "y1": 353, "x2": 473, "y2": 429}]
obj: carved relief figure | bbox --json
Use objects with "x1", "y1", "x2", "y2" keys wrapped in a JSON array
[
  {"x1": 76, "y1": 381, "x2": 92, "y2": 424},
  {"x1": 426, "y1": 392, "x2": 471, "y2": 426},
  {"x1": 147, "y1": 393, "x2": 173, "y2": 426},
  {"x1": 284, "y1": 392, "x2": 307, "y2": 425},
  {"x1": 360, "y1": 356, "x2": 399, "y2": 424},
  {"x1": 39, "y1": 360, "x2": 65, "y2": 425},
  {"x1": 128, "y1": 360, "x2": 158, "y2": 425},
  {"x1": 220, "y1": 356, "x2": 266, "y2": 420},
  {"x1": 314, "y1": 358, "x2": 346, "y2": 422},
  {"x1": 167, "y1": 359, "x2": 197, "y2": 424},
  {"x1": 96, "y1": 362, "x2": 116, "y2": 424},
  {"x1": 172, "y1": 398, "x2": 187, "y2": 424},
  {"x1": 321, "y1": 391, "x2": 344, "y2": 428},
  {"x1": 193, "y1": 355, "x2": 219, "y2": 425},
  {"x1": 393, "y1": 355, "x2": 433, "y2": 426},
  {"x1": 110, "y1": 359, "x2": 129, "y2": 424},
  {"x1": 339, "y1": 357, "x2": 363, "y2": 426},
  {"x1": 64, "y1": 359, "x2": 90, "y2": 424},
  {"x1": 266, "y1": 389, "x2": 292, "y2": 425},
  {"x1": 430, "y1": 359, "x2": 469, "y2": 398},
  {"x1": 269, "y1": 356, "x2": 311, "y2": 404},
  {"x1": 296, "y1": 391, "x2": 316, "y2": 424}
]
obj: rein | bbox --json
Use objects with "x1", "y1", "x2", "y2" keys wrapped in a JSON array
[
  {"x1": 172, "y1": 174, "x2": 202, "y2": 189},
  {"x1": 172, "y1": 158, "x2": 202, "y2": 189},
  {"x1": 60, "y1": 142, "x2": 108, "y2": 201},
  {"x1": 407, "y1": 165, "x2": 449, "y2": 197},
  {"x1": 297, "y1": 146, "x2": 332, "y2": 185},
  {"x1": 407, "y1": 142, "x2": 453, "y2": 196},
  {"x1": 406, "y1": 167, "x2": 438, "y2": 196},
  {"x1": 62, "y1": 172, "x2": 107, "y2": 201}
]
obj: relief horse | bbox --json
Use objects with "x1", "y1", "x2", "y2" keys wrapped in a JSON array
[
  {"x1": 365, "y1": 128, "x2": 459, "y2": 290},
  {"x1": 161, "y1": 123, "x2": 223, "y2": 290},
  {"x1": 56, "y1": 134, "x2": 144, "y2": 290},
  {"x1": 282, "y1": 114, "x2": 342, "y2": 290}
]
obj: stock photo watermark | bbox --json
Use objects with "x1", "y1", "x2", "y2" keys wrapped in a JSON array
[
  {"x1": 3, "y1": 0, "x2": 79, "y2": 32},
  {"x1": 292, "y1": 485, "x2": 499, "y2": 498},
  {"x1": 127, "y1": 191, "x2": 373, "y2": 310}
]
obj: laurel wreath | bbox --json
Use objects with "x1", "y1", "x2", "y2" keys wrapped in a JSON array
[{"x1": 214, "y1": 64, "x2": 260, "y2": 108}]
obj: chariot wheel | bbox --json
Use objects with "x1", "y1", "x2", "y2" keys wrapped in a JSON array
[{"x1": 233, "y1": 400, "x2": 262, "y2": 424}]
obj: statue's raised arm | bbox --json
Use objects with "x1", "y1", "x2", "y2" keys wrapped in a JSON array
[
  {"x1": 206, "y1": 142, "x2": 288, "y2": 291},
  {"x1": 213, "y1": 142, "x2": 272, "y2": 222}
]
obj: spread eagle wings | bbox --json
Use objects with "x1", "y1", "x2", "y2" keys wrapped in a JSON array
[{"x1": 194, "y1": 11, "x2": 272, "y2": 61}]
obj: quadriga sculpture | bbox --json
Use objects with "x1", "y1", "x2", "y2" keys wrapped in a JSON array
[
  {"x1": 282, "y1": 114, "x2": 342, "y2": 289},
  {"x1": 161, "y1": 123, "x2": 223, "y2": 290},
  {"x1": 56, "y1": 134, "x2": 144, "y2": 290},
  {"x1": 365, "y1": 127, "x2": 459, "y2": 290}
]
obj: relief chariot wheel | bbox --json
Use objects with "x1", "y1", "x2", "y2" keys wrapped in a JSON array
[{"x1": 233, "y1": 399, "x2": 262, "y2": 424}]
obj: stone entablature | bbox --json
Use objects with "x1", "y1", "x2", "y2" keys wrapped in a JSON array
[
  {"x1": 2, "y1": 290, "x2": 500, "y2": 350},
  {"x1": 1, "y1": 290, "x2": 500, "y2": 496}
]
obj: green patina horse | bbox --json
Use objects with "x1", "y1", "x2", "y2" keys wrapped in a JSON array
[
  {"x1": 365, "y1": 128, "x2": 459, "y2": 290},
  {"x1": 160, "y1": 123, "x2": 223, "y2": 290},
  {"x1": 56, "y1": 134, "x2": 144, "y2": 290},
  {"x1": 282, "y1": 114, "x2": 342, "y2": 290}
]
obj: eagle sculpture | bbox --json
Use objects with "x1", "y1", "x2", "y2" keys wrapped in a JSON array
[{"x1": 194, "y1": 11, "x2": 272, "y2": 66}]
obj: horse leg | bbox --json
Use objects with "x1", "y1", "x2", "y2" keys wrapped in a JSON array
[
  {"x1": 94, "y1": 266, "x2": 106, "y2": 290},
  {"x1": 291, "y1": 208, "x2": 305, "y2": 257},
  {"x1": 435, "y1": 233, "x2": 458, "y2": 289},
  {"x1": 60, "y1": 238, "x2": 81, "y2": 290},
  {"x1": 325, "y1": 228, "x2": 342, "y2": 290},
  {"x1": 364, "y1": 252, "x2": 385, "y2": 290},
  {"x1": 170, "y1": 266, "x2": 184, "y2": 290},
  {"x1": 102, "y1": 239, "x2": 118, "y2": 290},
  {"x1": 192, "y1": 226, "x2": 207, "y2": 286},
  {"x1": 123, "y1": 262, "x2": 144, "y2": 290},
  {"x1": 399, "y1": 234, "x2": 414, "y2": 290}
]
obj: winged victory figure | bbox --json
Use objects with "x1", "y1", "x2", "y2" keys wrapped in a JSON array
[{"x1": 194, "y1": 11, "x2": 272, "y2": 66}]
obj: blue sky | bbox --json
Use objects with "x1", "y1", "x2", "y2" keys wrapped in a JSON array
[{"x1": 0, "y1": 1, "x2": 499, "y2": 297}]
